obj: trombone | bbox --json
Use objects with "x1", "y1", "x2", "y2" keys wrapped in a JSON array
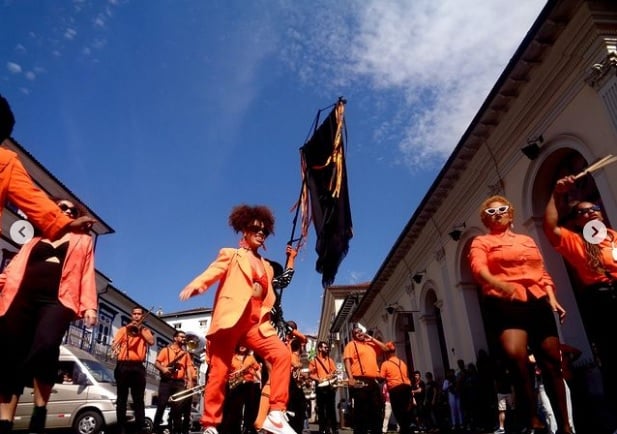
[{"x1": 169, "y1": 384, "x2": 204, "y2": 402}]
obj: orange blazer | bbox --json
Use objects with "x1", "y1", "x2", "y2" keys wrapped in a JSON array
[
  {"x1": 0, "y1": 233, "x2": 97, "y2": 317},
  {"x1": 0, "y1": 146, "x2": 72, "y2": 239},
  {"x1": 186, "y1": 247, "x2": 277, "y2": 338}
]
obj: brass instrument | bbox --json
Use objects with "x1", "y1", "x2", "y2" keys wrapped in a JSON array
[
  {"x1": 169, "y1": 384, "x2": 205, "y2": 402},
  {"x1": 109, "y1": 339, "x2": 123, "y2": 359},
  {"x1": 228, "y1": 365, "x2": 254, "y2": 390},
  {"x1": 317, "y1": 373, "x2": 339, "y2": 388},
  {"x1": 127, "y1": 306, "x2": 154, "y2": 337},
  {"x1": 184, "y1": 332, "x2": 205, "y2": 355}
]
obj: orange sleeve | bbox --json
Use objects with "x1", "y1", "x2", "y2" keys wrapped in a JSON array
[
  {"x1": 156, "y1": 348, "x2": 169, "y2": 365},
  {"x1": 291, "y1": 329, "x2": 307, "y2": 344},
  {"x1": 3, "y1": 150, "x2": 72, "y2": 239},
  {"x1": 78, "y1": 235, "x2": 98, "y2": 315}
]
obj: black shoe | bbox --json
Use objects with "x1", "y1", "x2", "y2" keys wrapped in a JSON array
[
  {"x1": 0, "y1": 420, "x2": 13, "y2": 434},
  {"x1": 28, "y1": 406, "x2": 47, "y2": 434}
]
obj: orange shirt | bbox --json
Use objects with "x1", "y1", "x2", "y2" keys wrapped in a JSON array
[
  {"x1": 113, "y1": 326, "x2": 152, "y2": 362},
  {"x1": 343, "y1": 339, "x2": 382, "y2": 378},
  {"x1": 556, "y1": 227, "x2": 617, "y2": 285},
  {"x1": 468, "y1": 230, "x2": 554, "y2": 301},
  {"x1": 230, "y1": 353, "x2": 260, "y2": 382},
  {"x1": 380, "y1": 356, "x2": 411, "y2": 389},
  {"x1": 309, "y1": 355, "x2": 336, "y2": 381},
  {"x1": 156, "y1": 345, "x2": 194, "y2": 380}
]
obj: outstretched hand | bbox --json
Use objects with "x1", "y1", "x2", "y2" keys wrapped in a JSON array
[
  {"x1": 83, "y1": 309, "x2": 98, "y2": 327},
  {"x1": 554, "y1": 175, "x2": 575, "y2": 194},
  {"x1": 66, "y1": 216, "x2": 97, "y2": 234},
  {"x1": 179, "y1": 285, "x2": 200, "y2": 301}
]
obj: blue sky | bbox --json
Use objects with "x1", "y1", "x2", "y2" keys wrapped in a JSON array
[{"x1": 1, "y1": 0, "x2": 546, "y2": 334}]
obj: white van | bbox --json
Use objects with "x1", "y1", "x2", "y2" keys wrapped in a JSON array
[{"x1": 13, "y1": 345, "x2": 134, "y2": 434}]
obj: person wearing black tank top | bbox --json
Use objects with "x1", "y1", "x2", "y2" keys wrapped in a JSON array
[{"x1": 0, "y1": 199, "x2": 98, "y2": 434}]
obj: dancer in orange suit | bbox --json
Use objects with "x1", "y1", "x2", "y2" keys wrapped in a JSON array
[{"x1": 179, "y1": 204, "x2": 296, "y2": 434}]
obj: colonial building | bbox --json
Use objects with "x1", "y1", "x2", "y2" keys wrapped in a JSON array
[{"x1": 318, "y1": 0, "x2": 617, "y2": 431}]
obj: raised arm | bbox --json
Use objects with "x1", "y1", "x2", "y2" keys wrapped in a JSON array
[{"x1": 544, "y1": 175, "x2": 575, "y2": 247}]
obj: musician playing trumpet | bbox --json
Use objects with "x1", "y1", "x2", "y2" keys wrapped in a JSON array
[
  {"x1": 153, "y1": 331, "x2": 195, "y2": 434},
  {"x1": 112, "y1": 307, "x2": 155, "y2": 434},
  {"x1": 309, "y1": 341, "x2": 338, "y2": 434},
  {"x1": 221, "y1": 345, "x2": 261, "y2": 434}
]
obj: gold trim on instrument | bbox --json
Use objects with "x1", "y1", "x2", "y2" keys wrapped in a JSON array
[{"x1": 169, "y1": 384, "x2": 204, "y2": 402}]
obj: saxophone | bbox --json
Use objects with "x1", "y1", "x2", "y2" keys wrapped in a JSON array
[{"x1": 228, "y1": 366, "x2": 253, "y2": 390}]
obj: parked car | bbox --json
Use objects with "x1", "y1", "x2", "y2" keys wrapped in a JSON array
[
  {"x1": 144, "y1": 406, "x2": 170, "y2": 434},
  {"x1": 13, "y1": 345, "x2": 134, "y2": 434}
]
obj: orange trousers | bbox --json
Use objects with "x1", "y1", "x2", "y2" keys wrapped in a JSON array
[{"x1": 200, "y1": 299, "x2": 290, "y2": 427}]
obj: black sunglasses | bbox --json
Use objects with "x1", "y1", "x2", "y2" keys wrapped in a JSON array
[
  {"x1": 575, "y1": 205, "x2": 601, "y2": 215},
  {"x1": 58, "y1": 202, "x2": 78, "y2": 217},
  {"x1": 247, "y1": 224, "x2": 270, "y2": 237}
]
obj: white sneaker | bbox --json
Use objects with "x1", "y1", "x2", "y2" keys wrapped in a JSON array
[
  {"x1": 203, "y1": 427, "x2": 218, "y2": 434},
  {"x1": 262, "y1": 410, "x2": 297, "y2": 434}
]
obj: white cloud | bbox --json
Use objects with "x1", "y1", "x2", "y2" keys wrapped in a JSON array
[
  {"x1": 65, "y1": 27, "x2": 78, "y2": 40},
  {"x1": 7, "y1": 62, "x2": 22, "y2": 74},
  {"x1": 94, "y1": 15, "x2": 106, "y2": 28},
  {"x1": 277, "y1": 0, "x2": 547, "y2": 169},
  {"x1": 25, "y1": 71, "x2": 36, "y2": 80}
]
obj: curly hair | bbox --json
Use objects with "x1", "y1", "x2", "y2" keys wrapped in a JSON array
[{"x1": 228, "y1": 204, "x2": 275, "y2": 235}]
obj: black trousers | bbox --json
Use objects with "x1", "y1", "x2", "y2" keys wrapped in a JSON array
[
  {"x1": 115, "y1": 361, "x2": 147, "y2": 431},
  {"x1": 315, "y1": 385, "x2": 337, "y2": 433},
  {"x1": 349, "y1": 378, "x2": 383, "y2": 434},
  {"x1": 389, "y1": 384, "x2": 412, "y2": 434},
  {"x1": 221, "y1": 381, "x2": 260, "y2": 434},
  {"x1": 0, "y1": 297, "x2": 74, "y2": 397},
  {"x1": 288, "y1": 376, "x2": 307, "y2": 434},
  {"x1": 154, "y1": 378, "x2": 185, "y2": 434}
]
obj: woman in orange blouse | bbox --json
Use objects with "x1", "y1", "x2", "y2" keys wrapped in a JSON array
[
  {"x1": 0, "y1": 199, "x2": 97, "y2": 434},
  {"x1": 179, "y1": 204, "x2": 295, "y2": 434},
  {"x1": 468, "y1": 195, "x2": 572, "y2": 434}
]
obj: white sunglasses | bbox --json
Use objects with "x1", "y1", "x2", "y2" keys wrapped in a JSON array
[{"x1": 484, "y1": 205, "x2": 509, "y2": 215}]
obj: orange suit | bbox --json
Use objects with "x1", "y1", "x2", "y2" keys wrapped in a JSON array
[{"x1": 184, "y1": 247, "x2": 290, "y2": 428}]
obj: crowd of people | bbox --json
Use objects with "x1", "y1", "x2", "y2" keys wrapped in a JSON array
[{"x1": 1, "y1": 87, "x2": 617, "y2": 434}]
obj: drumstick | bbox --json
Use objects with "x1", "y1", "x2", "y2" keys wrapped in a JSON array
[{"x1": 573, "y1": 154, "x2": 617, "y2": 180}]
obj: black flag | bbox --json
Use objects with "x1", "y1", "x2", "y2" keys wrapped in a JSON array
[{"x1": 299, "y1": 99, "x2": 353, "y2": 288}]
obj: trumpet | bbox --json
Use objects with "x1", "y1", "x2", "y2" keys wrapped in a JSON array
[
  {"x1": 169, "y1": 384, "x2": 204, "y2": 402},
  {"x1": 127, "y1": 306, "x2": 154, "y2": 337}
]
